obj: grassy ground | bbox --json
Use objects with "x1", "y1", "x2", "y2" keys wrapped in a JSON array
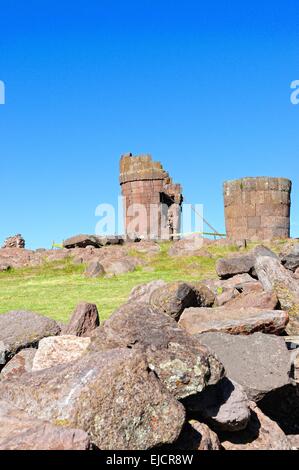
[{"x1": 0, "y1": 240, "x2": 285, "y2": 324}]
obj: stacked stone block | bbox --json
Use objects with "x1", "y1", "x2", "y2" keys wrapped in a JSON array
[
  {"x1": 224, "y1": 177, "x2": 291, "y2": 241},
  {"x1": 120, "y1": 153, "x2": 183, "y2": 240}
]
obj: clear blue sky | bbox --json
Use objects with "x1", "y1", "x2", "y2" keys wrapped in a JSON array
[{"x1": 0, "y1": 1, "x2": 298, "y2": 248}]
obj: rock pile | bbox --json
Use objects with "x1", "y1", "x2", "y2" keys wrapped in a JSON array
[
  {"x1": 0, "y1": 242, "x2": 299, "y2": 450},
  {"x1": 2, "y1": 234, "x2": 25, "y2": 249}
]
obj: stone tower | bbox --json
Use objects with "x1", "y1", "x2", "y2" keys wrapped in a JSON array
[
  {"x1": 120, "y1": 153, "x2": 183, "y2": 240},
  {"x1": 223, "y1": 177, "x2": 292, "y2": 241}
]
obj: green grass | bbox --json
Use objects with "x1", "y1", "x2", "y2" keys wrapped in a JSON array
[{"x1": 0, "y1": 240, "x2": 286, "y2": 323}]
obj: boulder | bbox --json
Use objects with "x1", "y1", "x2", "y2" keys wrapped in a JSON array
[
  {"x1": 84, "y1": 260, "x2": 105, "y2": 278},
  {"x1": 32, "y1": 335, "x2": 91, "y2": 371},
  {"x1": 0, "y1": 310, "x2": 60, "y2": 367},
  {"x1": 62, "y1": 302, "x2": 100, "y2": 337},
  {"x1": 216, "y1": 254, "x2": 255, "y2": 279},
  {"x1": 101, "y1": 257, "x2": 136, "y2": 275},
  {"x1": 0, "y1": 349, "x2": 36, "y2": 381},
  {"x1": 0, "y1": 400, "x2": 91, "y2": 450},
  {"x1": 224, "y1": 290, "x2": 279, "y2": 310},
  {"x1": 88, "y1": 303, "x2": 224, "y2": 400},
  {"x1": 63, "y1": 234, "x2": 101, "y2": 249},
  {"x1": 168, "y1": 235, "x2": 204, "y2": 257},
  {"x1": 179, "y1": 306, "x2": 288, "y2": 336},
  {"x1": 173, "y1": 420, "x2": 222, "y2": 450},
  {"x1": 189, "y1": 282, "x2": 215, "y2": 307},
  {"x1": 184, "y1": 378, "x2": 250, "y2": 432},
  {"x1": 294, "y1": 267, "x2": 299, "y2": 280},
  {"x1": 203, "y1": 274, "x2": 257, "y2": 295},
  {"x1": 255, "y1": 256, "x2": 299, "y2": 333},
  {"x1": 150, "y1": 282, "x2": 199, "y2": 321},
  {"x1": 0, "y1": 263, "x2": 11, "y2": 272},
  {"x1": 0, "y1": 348, "x2": 185, "y2": 450},
  {"x1": 197, "y1": 332, "x2": 291, "y2": 401},
  {"x1": 221, "y1": 402, "x2": 291, "y2": 450},
  {"x1": 128, "y1": 280, "x2": 167, "y2": 304}
]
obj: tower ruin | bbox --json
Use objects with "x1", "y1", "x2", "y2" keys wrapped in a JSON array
[
  {"x1": 120, "y1": 153, "x2": 183, "y2": 240},
  {"x1": 223, "y1": 177, "x2": 292, "y2": 241}
]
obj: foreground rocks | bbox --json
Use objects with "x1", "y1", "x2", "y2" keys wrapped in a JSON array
[
  {"x1": 179, "y1": 306, "x2": 288, "y2": 336},
  {"x1": 220, "y1": 402, "x2": 291, "y2": 450},
  {"x1": 88, "y1": 303, "x2": 224, "y2": 400},
  {"x1": 0, "y1": 349, "x2": 35, "y2": 380},
  {"x1": 150, "y1": 282, "x2": 200, "y2": 320},
  {"x1": 0, "y1": 400, "x2": 91, "y2": 450},
  {"x1": 197, "y1": 332, "x2": 291, "y2": 401},
  {"x1": 0, "y1": 311, "x2": 60, "y2": 367},
  {"x1": 0, "y1": 348, "x2": 185, "y2": 450},
  {"x1": 174, "y1": 420, "x2": 222, "y2": 450}
]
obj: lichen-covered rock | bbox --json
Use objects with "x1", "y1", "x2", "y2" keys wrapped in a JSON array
[
  {"x1": 0, "y1": 310, "x2": 60, "y2": 367},
  {"x1": 150, "y1": 282, "x2": 199, "y2": 321},
  {"x1": 197, "y1": 332, "x2": 292, "y2": 401},
  {"x1": 88, "y1": 303, "x2": 224, "y2": 400},
  {"x1": 0, "y1": 348, "x2": 185, "y2": 450},
  {"x1": 184, "y1": 378, "x2": 250, "y2": 432},
  {"x1": 221, "y1": 402, "x2": 291, "y2": 450},
  {"x1": 216, "y1": 254, "x2": 255, "y2": 279},
  {"x1": 0, "y1": 349, "x2": 36, "y2": 381},
  {"x1": 62, "y1": 302, "x2": 100, "y2": 337},
  {"x1": 179, "y1": 306, "x2": 288, "y2": 336},
  {"x1": 32, "y1": 335, "x2": 91, "y2": 371},
  {"x1": 0, "y1": 400, "x2": 91, "y2": 450}
]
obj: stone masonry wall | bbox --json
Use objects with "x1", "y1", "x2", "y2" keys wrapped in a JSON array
[
  {"x1": 120, "y1": 153, "x2": 183, "y2": 240},
  {"x1": 224, "y1": 177, "x2": 292, "y2": 241}
]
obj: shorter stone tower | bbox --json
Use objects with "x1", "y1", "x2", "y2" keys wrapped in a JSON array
[
  {"x1": 120, "y1": 153, "x2": 183, "y2": 240},
  {"x1": 224, "y1": 177, "x2": 291, "y2": 241}
]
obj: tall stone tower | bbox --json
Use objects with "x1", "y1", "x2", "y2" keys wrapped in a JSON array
[
  {"x1": 223, "y1": 177, "x2": 292, "y2": 241},
  {"x1": 120, "y1": 153, "x2": 183, "y2": 240}
]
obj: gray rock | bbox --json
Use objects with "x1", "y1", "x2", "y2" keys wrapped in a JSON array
[
  {"x1": 62, "y1": 302, "x2": 100, "y2": 337},
  {"x1": 88, "y1": 302, "x2": 224, "y2": 400},
  {"x1": 196, "y1": 332, "x2": 292, "y2": 401},
  {"x1": 216, "y1": 254, "x2": 255, "y2": 279},
  {"x1": 173, "y1": 420, "x2": 222, "y2": 450},
  {"x1": 184, "y1": 378, "x2": 250, "y2": 432},
  {"x1": 0, "y1": 348, "x2": 185, "y2": 450},
  {"x1": 0, "y1": 310, "x2": 60, "y2": 367},
  {"x1": 150, "y1": 282, "x2": 199, "y2": 321},
  {"x1": 281, "y1": 254, "x2": 299, "y2": 272},
  {"x1": 0, "y1": 400, "x2": 91, "y2": 450}
]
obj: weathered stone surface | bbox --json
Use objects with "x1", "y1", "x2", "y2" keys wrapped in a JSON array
[
  {"x1": 0, "y1": 349, "x2": 35, "y2": 381},
  {"x1": 216, "y1": 254, "x2": 255, "y2": 279},
  {"x1": 185, "y1": 378, "x2": 250, "y2": 432},
  {"x1": 189, "y1": 282, "x2": 215, "y2": 307},
  {"x1": 224, "y1": 290, "x2": 279, "y2": 310},
  {"x1": 62, "y1": 302, "x2": 100, "y2": 337},
  {"x1": 2, "y1": 234, "x2": 25, "y2": 249},
  {"x1": 168, "y1": 235, "x2": 205, "y2": 257},
  {"x1": 0, "y1": 348, "x2": 185, "y2": 450},
  {"x1": 294, "y1": 267, "x2": 299, "y2": 280},
  {"x1": 255, "y1": 256, "x2": 299, "y2": 334},
  {"x1": 287, "y1": 435, "x2": 299, "y2": 450},
  {"x1": 0, "y1": 400, "x2": 91, "y2": 450},
  {"x1": 281, "y1": 254, "x2": 299, "y2": 272},
  {"x1": 128, "y1": 280, "x2": 167, "y2": 304},
  {"x1": 32, "y1": 335, "x2": 91, "y2": 371},
  {"x1": 173, "y1": 420, "x2": 222, "y2": 450},
  {"x1": 197, "y1": 332, "x2": 291, "y2": 401},
  {"x1": 0, "y1": 310, "x2": 60, "y2": 367},
  {"x1": 0, "y1": 263, "x2": 11, "y2": 272},
  {"x1": 203, "y1": 274, "x2": 257, "y2": 295},
  {"x1": 179, "y1": 306, "x2": 288, "y2": 336},
  {"x1": 88, "y1": 303, "x2": 224, "y2": 400},
  {"x1": 221, "y1": 402, "x2": 291, "y2": 450},
  {"x1": 63, "y1": 234, "x2": 101, "y2": 249},
  {"x1": 84, "y1": 260, "x2": 105, "y2": 278},
  {"x1": 215, "y1": 288, "x2": 239, "y2": 307},
  {"x1": 150, "y1": 282, "x2": 199, "y2": 321}
]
